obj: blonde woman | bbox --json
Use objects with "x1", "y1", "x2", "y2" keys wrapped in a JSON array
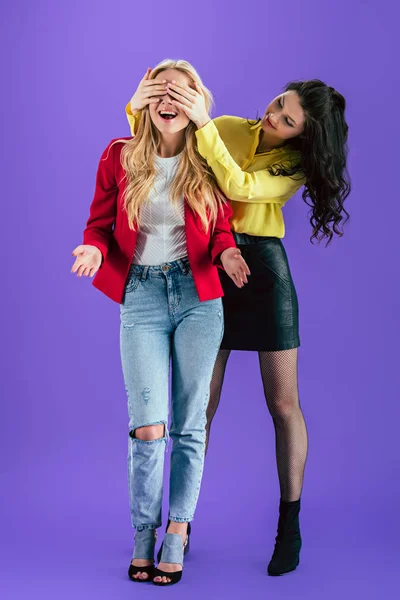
[{"x1": 71, "y1": 60, "x2": 249, "y2": 586}]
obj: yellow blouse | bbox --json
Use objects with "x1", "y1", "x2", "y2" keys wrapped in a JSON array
[{"x1": 126, "y1": 106, "x2": 305, "y2": 238}]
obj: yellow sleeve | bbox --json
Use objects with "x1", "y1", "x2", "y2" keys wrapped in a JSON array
[
  {"x1": 125, "y1": 102, "x2": 141, "y2": 135},
  {"x1": 195, "y1": 120, "x2": 304, "y2": 203}
]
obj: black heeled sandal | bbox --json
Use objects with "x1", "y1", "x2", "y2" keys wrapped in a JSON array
[
  {"x1": 128, "y1": 529, "x2": 157, "y2": 583},
  {"x1": 128, "y1": 563, "x2": 155, "y2": 582},
  {"x1": 157, "y1": 520, "x2": 191, "y2": 562},
  {"x1": 153, "y1": 532, "x2": 186, "y2": 587}
]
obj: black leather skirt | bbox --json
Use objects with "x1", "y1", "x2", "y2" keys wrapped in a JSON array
[{"x1": 219, "y1": 233, "x2": 300, "y2": 351}]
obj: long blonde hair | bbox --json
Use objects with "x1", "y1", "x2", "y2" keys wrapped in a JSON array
[{"x1": 117, "y1": 59, "x2": 226, "y2": 232}]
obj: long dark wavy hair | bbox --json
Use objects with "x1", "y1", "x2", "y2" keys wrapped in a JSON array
[{"x1": 265, "y1": 80, "x2": 351, "y2": 244}]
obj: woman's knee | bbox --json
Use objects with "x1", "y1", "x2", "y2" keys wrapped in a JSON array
[
  {"x1": 268, "y1": 395, "x2": 300, "y2": 421},
  {"x1": 131, "y1": 424, "x2": 165, "y2": 441}
]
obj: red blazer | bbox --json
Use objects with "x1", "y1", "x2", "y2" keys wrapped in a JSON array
[{"x1": 83, "y1": 139, "x2": 236, "y2": 304}]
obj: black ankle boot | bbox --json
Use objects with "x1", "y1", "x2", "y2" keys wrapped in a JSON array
[{"x1": 267, "y1": 499, "x2": 302, "y2": 576}]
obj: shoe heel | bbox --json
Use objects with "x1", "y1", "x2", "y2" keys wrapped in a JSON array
[{"x1": 184, "y1": 536, "x2": 190, "y2": 555}]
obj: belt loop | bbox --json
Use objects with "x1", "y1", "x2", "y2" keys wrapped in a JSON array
[
  {"x1": 184, "y1": 257, "x2": 190, "y2": 274},
  {"x1": 177, "y1": 259, "x2": 187, "y2": 274},
  {"x1": 142, "y1": 266, "x2": 149, "y2": 281}
]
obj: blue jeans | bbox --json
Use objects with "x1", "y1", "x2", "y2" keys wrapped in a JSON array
[{"x1": 120, "y1": 258, "x2": 224, "y2": 531}]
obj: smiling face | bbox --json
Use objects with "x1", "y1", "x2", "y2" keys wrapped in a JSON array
[
  {"x1": 261, "y1": 90, "x2": 306, "y2": 144},
  {"x1": 149, "y1": 68, "x2": 194, "y2": 135}
]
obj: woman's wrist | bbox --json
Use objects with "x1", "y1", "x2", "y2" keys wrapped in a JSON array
[
  {"x1": 195, "y1": 117, "x2": 211, "y2": 130},
  {"x1": 130, "y1": 99, "x2": 141, "y2": 115},
  {"x1": 220, "y1": 247, "x2": 234, "y2": 264}
]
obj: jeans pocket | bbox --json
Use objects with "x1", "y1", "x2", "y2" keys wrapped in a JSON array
[{"x1": 125, "y1": 270, "x2": 141, "y2": 293}]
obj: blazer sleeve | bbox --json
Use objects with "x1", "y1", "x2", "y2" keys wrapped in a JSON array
[
  {"x1": 82, "y1": 141, "x2": 118, "y2": 260},
  {"x1": 209, "y1": 199, "x2": 236, "y2": 266}
]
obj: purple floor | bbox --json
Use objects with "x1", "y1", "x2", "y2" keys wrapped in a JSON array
[{"x1": 1, "y1": 490, "x2": 397, "y2": 600}]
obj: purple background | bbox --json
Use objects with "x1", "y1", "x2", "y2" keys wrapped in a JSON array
[{"x1": 1, "y1": 0, "x2": 399, "y2": 598}]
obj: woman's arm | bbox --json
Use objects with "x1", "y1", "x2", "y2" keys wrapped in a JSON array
[
  {"x1": 195, "y1": 121, "x2": 304, "y2": 204},
  {"x1": 125, "y1": 104, "x2": 302, "y2": 205},
  {"x1": 162, "y1": 82, "x2": 305, "y2": 204},
  {"x1": 126, "y1": 103, "x2": 141, "y2": 136},
  {"x1": 125, "y1": 68, "x2": 167, "y2": 135},
  {"x1": 210, "y1": 200, "x2": 250, "y2": 286},
  {"x1": 209, "y1": 200, "x2": 235, "y2": 265}
]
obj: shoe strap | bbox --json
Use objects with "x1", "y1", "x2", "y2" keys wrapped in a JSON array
[
  {"x1": 160, "y1": 533, "x2": 184, "y2": 566},
  {"x1": 133, "y1": 529, "x2": 156, "y2": 560}
]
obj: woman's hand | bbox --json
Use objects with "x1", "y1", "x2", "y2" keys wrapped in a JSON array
[
  {"x1": 71, "y1": 245, "x2": 102, "y2": 278},
  {"x1": 129, "y1": 68, "x2": 168, "y2": 114},
  {"x1": 220, "y1": 248, "x2": 250, "y2": 288},
  {"x1": 166, "y1": 81, "x2": 211, "y2": 129}
]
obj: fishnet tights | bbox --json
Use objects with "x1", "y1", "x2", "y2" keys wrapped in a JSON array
[{"x1": 205, "y1": 348, "x2": 308, "y2": 502}]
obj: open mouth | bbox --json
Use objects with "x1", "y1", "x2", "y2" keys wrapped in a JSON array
[{"x1": 159, "y1": 111, "x2": 178, "y2": 121}]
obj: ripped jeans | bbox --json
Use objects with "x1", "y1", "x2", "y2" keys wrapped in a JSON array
[{"x1": 120, "y1": 258, "x2": 224, "y2": 531}]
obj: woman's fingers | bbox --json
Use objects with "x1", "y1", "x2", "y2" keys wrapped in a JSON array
[
  {"x1": 167, "y1": 88, "x2": 192, "y2": 107},
  {"x1": 193, "y1": 80, "x2": 204, "y2": 96},
  {"x1": 142, "y1": 68, "x2": 152, "y2": 81},
  {"x1": 238, "y1": 268, "x2": 248, "y2": 284},
  {"x1": 168, "y1": 83, "x2": 197, "y2": 100},
  {"x1": 72, "y1": 260, "x2": 97, "y2": 278},
  {"x1": 170, "y1": 99, "x2": 191, "y2": 117},
  {"x1": 235, "y1": 254, "x2": 251, "y2": 275},
  {"x1": 71, "y1": 258, "x2": 83, "y2": 273},
  {"x1": 231, "y1": 272, "x2": 244, "y2": 288},
  {"x1": 71, "y1": 245, "x2": 84, "y2": 257},
  {"x1": 143, "y1": 80, "x2": 167, "y2": 89},
  {"x1": 144, "y1": 83, "x2": 168, "y2": 94}
]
